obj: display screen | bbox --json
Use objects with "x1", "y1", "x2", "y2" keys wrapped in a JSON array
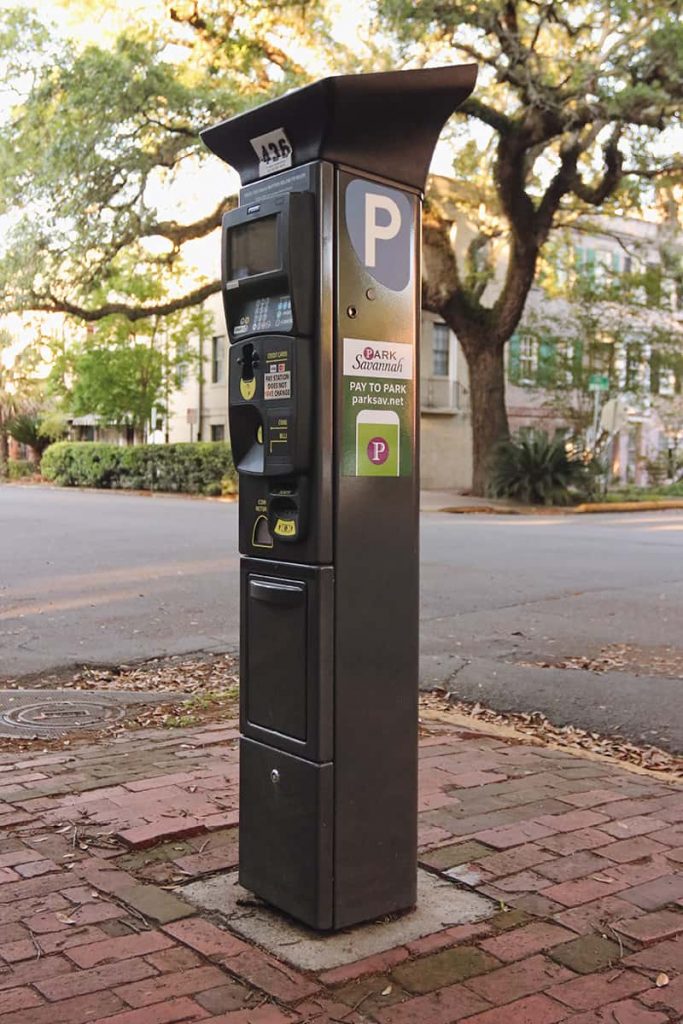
[{"x1": 229, "y1": 215, "x2": 279, "y2": 279}]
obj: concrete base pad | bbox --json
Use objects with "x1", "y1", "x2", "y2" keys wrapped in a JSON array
[{"x1": 181, "y1": 869, "x2": 495, "y2": 971}]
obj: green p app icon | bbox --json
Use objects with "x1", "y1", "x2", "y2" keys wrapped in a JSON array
[{"x1": 356, "y1": 410, "x2": 400, "y2": 476}]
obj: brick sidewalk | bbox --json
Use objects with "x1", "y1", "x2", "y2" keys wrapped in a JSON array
[{"x1": 0, "y1": 715, "x2": 681, "y2": 1023}]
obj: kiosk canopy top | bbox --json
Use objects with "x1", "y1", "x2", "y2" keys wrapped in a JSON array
[{"x1": 200, "y1": 64, "x2": 477, "y2": 192}]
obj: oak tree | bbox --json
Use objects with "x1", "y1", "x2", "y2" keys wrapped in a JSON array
[
  {"x1": 3, "y1": 1, "x2": 682, "y2": 490},
  {"x1": 0, "y1": 1, "x2": 331, "y2": 322},
  {"x1": 378, "y1": 0, "x2": 683, "y2": 490}
]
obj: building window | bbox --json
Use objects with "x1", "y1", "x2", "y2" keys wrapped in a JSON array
[
  {"x1": 625, "y1": 342, "x2": 642, "y2": 392},
  {"x1": 211, "y1": 423, "x2": 225, "y2": 442},
  {"x1": 432, "y1": 323, "x2": 450, "y2": 377},
  {"x1": 519, "y1": 336, "x2": 538, "y2": 382},
  {"x1": 575, "y1": 246, "x2": 596, "y2": 282},
  {"x1": 211, "y1": 336, "x2": 225, "y2": 384}
]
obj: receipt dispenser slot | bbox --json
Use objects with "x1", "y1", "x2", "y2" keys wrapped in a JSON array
[
  {"x1": 241, "y1": 562, "x2": 333, "y2": 763},
  {"x1": 245, "y1": 578, "x2": 307, "y2": 742}
]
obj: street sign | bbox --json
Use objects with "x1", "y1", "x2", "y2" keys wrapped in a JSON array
[
  {"x1": 600, "y1": 398, "x2": 628, "y2": 434},
  {"x1": 589, "y1": 374, "x2": 609, "y2": 392}
]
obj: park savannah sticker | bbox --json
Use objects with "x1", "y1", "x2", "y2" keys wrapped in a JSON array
[{"x1": 342, "y1": 338, "x2": 414, "y2": 477}]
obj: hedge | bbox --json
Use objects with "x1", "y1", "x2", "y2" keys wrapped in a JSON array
[
  {"x1": 41, "y1": 442, "x2": 238, "y2": 496},
  {"x1": 7, "y1": 459, "x2": 36, "y2": 480}
]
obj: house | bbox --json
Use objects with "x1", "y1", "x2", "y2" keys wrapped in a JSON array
[{"x1": 505, "y1": 214, "x2": 683, "y2": 486}]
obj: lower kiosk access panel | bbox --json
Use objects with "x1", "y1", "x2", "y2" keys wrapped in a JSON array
[{"x1": 238, "y1": 558, "x2": 334, "y2": 930}]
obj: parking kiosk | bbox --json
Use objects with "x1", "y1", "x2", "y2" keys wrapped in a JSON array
[{"x1": 201, "y1": 64, "x2": 477, "y2": 930}]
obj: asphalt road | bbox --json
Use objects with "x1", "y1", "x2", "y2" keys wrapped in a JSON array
[{"x1": 2, "y1": 485, "x2": 682, "y2": 751}]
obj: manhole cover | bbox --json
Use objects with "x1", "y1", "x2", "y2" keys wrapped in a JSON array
[{"x1": 0, "y1": 690, "x2": 185, "y2": 738}]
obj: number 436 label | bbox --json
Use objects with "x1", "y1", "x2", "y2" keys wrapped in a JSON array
[{"x1": 250, "y1": 128, "x2": 293, "y2": 177}]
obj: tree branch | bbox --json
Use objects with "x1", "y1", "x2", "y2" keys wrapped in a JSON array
[
  {"x1": 494, "y1": 129, "x2": 536, "y2": 236},
  {"x1": 535, "y1": 142, "x2": 580, "y2": 236},
  {"x1": 459, "y1": 97, "x2": 512, "y2": 135},
  {"x1": 570, "y1": 132, "x2": 623, "y2": 205},
  {"x1": 29, "y1": 281, "x2": 222, "y2": 322},
  {"x1": 623, "y1": 163, "x2": 683, "y2": 180},
  {"x1": 145, "y1": 197, "x2": 235, "y2": 245}
]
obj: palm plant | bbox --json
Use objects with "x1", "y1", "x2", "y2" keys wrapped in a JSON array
[
  {"x1": 0, "y1": 330, "x2": 40, "y2": 475},
  {"x1": 488, "y1": 432, "x2": 591, "y2": 506}
]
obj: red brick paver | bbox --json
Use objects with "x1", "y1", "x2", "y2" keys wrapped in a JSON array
[{"x1": 0, "y1": 711, "x2": 679, "y2": 1024}]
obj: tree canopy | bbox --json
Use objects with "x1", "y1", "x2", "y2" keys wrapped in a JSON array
[
  {"x1": 0, "y1": 0, "x2": 335, "y2": 321},
  {"x1": 377, "y1": 0, "x2": 683, "y2": 487},
  {"x1": 47, "y1": 306, "x2": 210, "y2": 440},
  {"x1": 1, "y1": 0, "x2": 682, "y2": 489}
]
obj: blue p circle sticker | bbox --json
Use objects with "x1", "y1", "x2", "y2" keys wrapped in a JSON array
[{"x1": 345, "y1": 179, "x2": 413, "y2": 292}]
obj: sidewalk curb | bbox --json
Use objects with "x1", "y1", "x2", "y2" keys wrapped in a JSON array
[
  {"x1": 420, "y1": 706, "x2": 683, "y2": 784},
  {"x1": 3, "y1": 480, "x2": 239, "y2": 503},
  {"x1": 434, "y1": 500, "x2": 683, "y2": 515},
  {"x1": 574, "y1": 499, "x2": 683, "y2": 513}
]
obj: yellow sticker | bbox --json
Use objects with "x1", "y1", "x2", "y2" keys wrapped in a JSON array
[
  {"x1": 274, "y1": 519, "x2": 296, "y2": 537},
  {"x1": 240, "y1": 378, "x2": 256, "y2": 400}
]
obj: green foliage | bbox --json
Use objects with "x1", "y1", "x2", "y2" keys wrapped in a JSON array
[
  {"x1": 605, "y1": 482, "x2": 683, "y2": 501},
  {"x1": 70, "y1": 341, "x2": 163, "y2": 433},
  {"x1": 523, "y1": 232, "x2": 683, "y2": 450},
  {"x1": 37, "y1": 410, "x2": 69, "y2": 442},
  {"x1": 7, "y1": 413, "x2": 52, "y2": 456},
  {"x1": 0, "y1": 328, "x2": 43, "y2": 472},
  {"x1": 488, "y1": 433, "x2": 592, "y2": 506},
  {"x1": 221, "y1": 473, "x2": 238, "y2": 497},
  {"x1": 47, "y1": 308, "x2": 208, "y2": 436},
  {"x1": 3, "y1": 0, "x2": 682, "y2": 495},
  {"x1": 0, "y1": 1, "x2": 332, "y2": 320},
  {"x1": 7, "y1": 459, "x2": 35, "y2": 479},
  {"x1": 378, "y1": 0, "x2": 683, "y2": 491},
  {"x1": 40, "y1": 441, "x2": 237, "y2": 494}
]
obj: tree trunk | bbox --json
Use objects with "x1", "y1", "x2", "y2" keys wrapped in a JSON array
[
  {"x1": 0, "y1": 428, "x2": 8, "y2": 477},
  {"x1": 463, "y1": 341, "x2": 509, "y2": 495}
]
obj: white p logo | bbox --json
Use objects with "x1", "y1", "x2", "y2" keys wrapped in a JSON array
[
  {"x1": 364, "y1": 193, "x2": 402, "y2": 268},
  {"x1": 370, "y1": 440, "x2": 387, "y2": 462},
  {"x1": 346, "y1": 179, "x2": 412, "y2": 290}
]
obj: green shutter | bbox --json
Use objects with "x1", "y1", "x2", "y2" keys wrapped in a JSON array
[
  {"x1": 508, "y1": 333, "x2": 521, "y2": 383},
  {"x1": 650, "y1": 349, "x2": 660, "y2": 395},
  {"x1": 572, "y1": 340, "x2": 584, "y2": 387},
  {"x1": 537, "y1": 337, "x2": 557, "y2": 387}
]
